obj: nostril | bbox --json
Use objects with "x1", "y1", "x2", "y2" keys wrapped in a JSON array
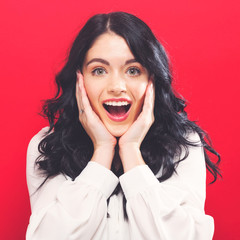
[
  {"x1": 107, "y1": 83, "x2": 127, "y2": 93},
  {"x1": 108, "y1": 89, "x2": 127, "y2": 94}
]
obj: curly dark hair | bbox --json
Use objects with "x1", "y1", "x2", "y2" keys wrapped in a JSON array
[{"x1": 37, "y1": 11, "x2": 221, "y2": 219}]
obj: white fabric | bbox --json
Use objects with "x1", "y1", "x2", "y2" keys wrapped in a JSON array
[{"x1": 26, "y1": 127, "x2": 214, "y2": 240}]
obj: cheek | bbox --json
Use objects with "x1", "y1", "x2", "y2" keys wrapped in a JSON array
[
  {"x1": 84, "y1": 81, "x2": 100, "y2": 110},
  {"x1": 132, "y1": 82, "x2": 148, "y2": 103}
]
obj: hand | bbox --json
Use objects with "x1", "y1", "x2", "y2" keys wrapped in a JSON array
[
  {"x1": 119, "y1": 80, "x2": 155, "y2": 149},
  {"x1": 118, "y1": 80, "x2": 155, "y2": 172},
  {"x1": 76, "y1": 71, "x2": 117, "y2": 168}
]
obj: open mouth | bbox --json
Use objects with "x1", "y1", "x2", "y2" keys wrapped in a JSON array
[{"x1": 103, "y1": 100, "x2": 131, "y2": 121}]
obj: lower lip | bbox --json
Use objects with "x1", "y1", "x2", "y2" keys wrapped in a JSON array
[{"x1": 104, "y1": 106, "x2": 131, "y2": 122}]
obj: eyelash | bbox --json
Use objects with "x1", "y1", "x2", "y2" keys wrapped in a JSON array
[
  {"x1": 91, "y1": 66, "x2": 142, "y2": 76},
  {"x1": 126, "y1": 67, "x2": 141, "y2": 76},
  {"x1": 91, "y1": 67, "x2": 107, "y2": 76}
]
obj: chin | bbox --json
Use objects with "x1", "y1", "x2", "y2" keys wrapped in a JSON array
[{"x1": 106, "y1": 125, "x2": 129, "y2": 137}]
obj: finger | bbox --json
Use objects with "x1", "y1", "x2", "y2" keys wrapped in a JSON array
[
  {"x1": 77, "y1": 71, "x2": 94, "y2": 117},
  {"x1": 142, "y1": 81, "x2": 154, "y2": 115},
  {"x1": 76, "y1": 71, "x2": 84, "y2": 112}
]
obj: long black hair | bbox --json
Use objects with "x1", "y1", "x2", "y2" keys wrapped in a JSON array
[{"x1": 37, "y1": 11, "x2": 221, "y2": 218}]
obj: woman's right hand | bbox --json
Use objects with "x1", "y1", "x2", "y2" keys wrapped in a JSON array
[{"x1": 76, "y1": 71, "x2": 117, "y2": 169}]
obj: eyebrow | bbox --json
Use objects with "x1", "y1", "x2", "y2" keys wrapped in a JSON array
[
  {"x1": 86, "y1": 58, "x2": 110, "y2": 66},
  {"x1": 86, "y1": 58, "x2": 138, "y2": 66},
  {"x1": 125, "y1": 59, "x2": 138, "y2": 65}
]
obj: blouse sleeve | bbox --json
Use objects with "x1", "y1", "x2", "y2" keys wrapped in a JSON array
[
  {"x1": 26, "y1": 128, "x2": 119, "y2": 240},
  {"x1": 119, "y1": 132, "x2": 214, "y2": 240}
]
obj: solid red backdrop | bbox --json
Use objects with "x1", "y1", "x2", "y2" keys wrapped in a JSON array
[{"x1": 0, "y1": 0, "x2": 239, "y2": 239}]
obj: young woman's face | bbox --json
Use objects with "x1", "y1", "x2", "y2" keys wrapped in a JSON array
[{"x1": 82, "y1": 32, "x2": 149, "y2": 137}]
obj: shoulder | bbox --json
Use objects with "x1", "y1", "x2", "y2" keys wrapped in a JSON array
[
  {"x1": 27, "y1": 126, "x2": 50, "y2": 169},
  {"x1": 27, "y1": 127, "x2": 49, "y2": 178},
  {"x1": 185, "y1": 130, "x2": 202, "y2": 145},
  {"x1": 27, "y1": 126, "x2": 50, "y2": 155},
  {"x1": 26, "y1": 127, "x2": 50, "y2": 195},
  {"x1": 176, "y1": 131, "x2": 206, "y2": 179},
  {"x1": 27, "y1": 126, "x2": 50, "y2": 161},
  {"x1": 179, "y1": 130, "x2": 205, "y2": 163}
]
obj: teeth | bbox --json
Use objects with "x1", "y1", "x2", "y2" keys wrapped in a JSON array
[{"x1": 104, "y1": 101, "x2": 130, "y2": 106}]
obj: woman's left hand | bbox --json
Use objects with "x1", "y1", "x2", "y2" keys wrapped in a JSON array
[{"x1": 118, "y1": 80, "x2": 155, "y2": 171}]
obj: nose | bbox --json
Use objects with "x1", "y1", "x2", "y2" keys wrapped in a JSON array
[{"x1": 107, "y1": 75, "x2": 127, "y2": 95}]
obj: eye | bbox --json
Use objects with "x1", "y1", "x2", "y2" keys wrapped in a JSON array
[
  {"x1": 127, "y1": 67, "x2": 141, "y2": 76},
  {"x1": 92, "y1": 67, "x2": 107, "y2": 76}
]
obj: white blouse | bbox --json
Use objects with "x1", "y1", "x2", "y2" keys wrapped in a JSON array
[{"x1": 26, "y1": 127, "x2": 214, "y2": 240}]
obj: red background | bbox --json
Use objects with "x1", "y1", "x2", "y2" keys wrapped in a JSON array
[{"x1": 0, "y1": 0, "x2": 239, "y2": 239}]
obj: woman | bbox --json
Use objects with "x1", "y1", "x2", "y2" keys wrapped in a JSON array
[{"x1": 26, "y1": 12, "x2": 221, "y2": 239}]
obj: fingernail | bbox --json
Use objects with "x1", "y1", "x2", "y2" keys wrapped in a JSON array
[{"x1": 150, "y1": 82, "x2": 153, "y2": 89}]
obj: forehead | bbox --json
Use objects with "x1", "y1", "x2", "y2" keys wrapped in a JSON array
[{"x1": 84, "y1": 32, "x2": 134, "y2": 62}]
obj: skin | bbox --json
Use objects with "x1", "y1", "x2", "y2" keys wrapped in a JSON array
[{"x1": 76, "y1": 32, "x2": 155, "y2": 172}]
